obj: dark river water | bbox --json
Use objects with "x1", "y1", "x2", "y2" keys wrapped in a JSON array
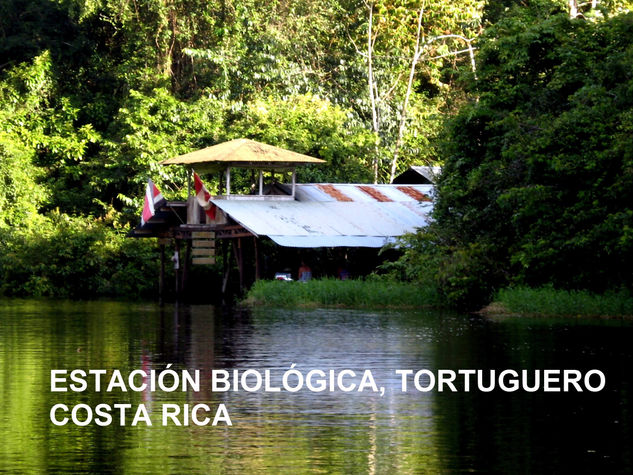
[{"x1": 0, "y1": 299, "x2": 632, "y2": 473}]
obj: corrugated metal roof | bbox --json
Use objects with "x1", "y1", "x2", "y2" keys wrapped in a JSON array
[
  {"x1": 269, "y1": 235, "x2": 396, "y2": 248},
  {"x1": 161, "y1": 139, "x2": 325, "y2": 166},
  {"x1": 392, "y1": 166, "x2": 442, "y2": 184},
  {"x1": 411, "y1": 166, "x2": 441, "y2": 181},
  {"x1": 211, "y1": 183, "x2": 434, "y2": 248},
  {"x1": 293, "y1": 183, "x2": 434, "y2": 203}
]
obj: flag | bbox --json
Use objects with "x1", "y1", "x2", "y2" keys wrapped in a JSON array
[
  {"x1": 141, "y1": 178, "x2": 166, "y2": 225},
  {"x1": 194, "y1": 172, "x2": 216, "y2": 220}
]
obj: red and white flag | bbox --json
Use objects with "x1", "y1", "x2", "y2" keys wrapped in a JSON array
[
  {"x1": 194, "y1": 172, "x2": 216, "y2": 220},
  {"x1": 141, "y1": 178, "x2": 166, "y2": 225}
]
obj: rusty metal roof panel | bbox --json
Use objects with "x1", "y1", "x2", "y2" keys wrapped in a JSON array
[
  {"x1": 293, "y1": 183, "x2": 434, "y2": 203},
  {"x1": 210, "y1": 183, "x2": 434, "y2": 248},
  {"x1": 293, "y1": 185, "x2": 333, "y2": 202}
]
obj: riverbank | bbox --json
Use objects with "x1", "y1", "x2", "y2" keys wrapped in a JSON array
[
  {"x1": 243, "y1": 278, "x2": 440, "y2": 309},
  {"x1": 246, "y1": 280, "x2": 633, "y2": 318},
  {"x1": 483, "y1": 287, "x2": 633, "y2": 318}
]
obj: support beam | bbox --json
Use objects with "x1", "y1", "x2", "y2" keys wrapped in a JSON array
[
  {"x1": 182, "y1": 239, "x2": 191, "y2": 299},
  {"x1": 233, "y1": 238, "x2": 244, "y2": 294},
  {"x1": 221, "y1": 240, "x2": 230, "y2": 295},
  {"x1": 174, "y1": 240, "x2": 181, "y2": 301},
  {"x1": 159, "y1": 243, "x2": 165, "y2": 306},
  {"x1": 259, "y1": 170, "x2": 263, "y2": 195},
  {"x1": 254, "y1": 236, "x2": 260, "y2": 280},
  {"x1": 226, "y1": 167, "x2": 231, "y2": 196}
]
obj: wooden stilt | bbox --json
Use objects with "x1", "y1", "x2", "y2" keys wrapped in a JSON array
[
  {"x1": 233, "y1": 238, "x2": 244, "y2": 294},
  {"x1": 174, "y1": 239, "x2": 181, "y2": 300},
  {"x1": 254, "y1": 236, "x2": 260, "y2": 280},
  {"x1": 238, "y1": 237, "x2": 244, "y2": 292},
  {"x1": 159, "y1": 243, "x2": 165, "y2": 306},
  {"x1": 221, "y1": 240, "x2": 231, "y2": 295},
  {"x1": 182, "y1": 239, "x2": 191, "y2": 300}
]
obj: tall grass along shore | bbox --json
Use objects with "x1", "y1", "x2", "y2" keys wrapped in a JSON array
[
  {"x1": 493, "y1": 287, "x2": 633, "y2": 318},
  {"x1": 244, "y1": 278, "x2": 439, "y2": 309}
]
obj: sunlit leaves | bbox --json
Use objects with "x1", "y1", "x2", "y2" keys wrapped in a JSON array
[
  {"x1": 98, "y1": 87, "x2": 225, "y2": 215},
  {"x1": 226, "y1": 93, "x2": 375, "y2": 183}
]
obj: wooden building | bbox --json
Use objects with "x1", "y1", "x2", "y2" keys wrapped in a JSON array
[{"x1": 130, "y1": 139, "x2": 434, "y2": 301}]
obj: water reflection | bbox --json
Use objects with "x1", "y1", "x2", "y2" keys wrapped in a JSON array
[{"x1": 0, "y1": 299, "x2": 632, "y2": 473}]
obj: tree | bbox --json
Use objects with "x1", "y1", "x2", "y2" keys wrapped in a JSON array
[
  {"x1": 225, "y1": 93, "x2": 375, "y2": 183},
  {"x1": 427, "y1": 7, "x2": 633, "y2": 306},
  {"x1": 96, "y1": 87, "x2": 225, "y2": 219},
  {"x1": 0, "y1": 52, "x2": 99, "y2": 217},
  {"x1": 360, "y1": 0, "x2": 483, "y2": 183}
]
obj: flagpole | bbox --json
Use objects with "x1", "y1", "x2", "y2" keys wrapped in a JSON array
[{"x1": 188, "y1": 167, "x2": 193, "y2": 199}]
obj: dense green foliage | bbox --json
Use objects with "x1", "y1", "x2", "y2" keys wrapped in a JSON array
[
  {"x1": 245, "y1": 278, "x2": 439, "y2": 308},
  {"x1": 1, "y1": 0, "x2": 631, "y2": 305},
  {"x1": 0, "y1": 213, "x2": 159, "y2": 298},
  {"x1": 496, "y1": 287, "x2": 633, "y2": 317},
  {"x1": 0, "y1": 0, "x2": 482, "y2": 298},
  {"x1": 394, "y1": 3, "x2": 633, "y2": 309},
  {"x1": 1, "y1": 0, "x2": 479, "y2": 219}
]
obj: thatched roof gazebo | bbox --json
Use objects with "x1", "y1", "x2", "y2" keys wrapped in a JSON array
[{"x1": 161, "y1": 138, "x2": 325, "y2": 197}]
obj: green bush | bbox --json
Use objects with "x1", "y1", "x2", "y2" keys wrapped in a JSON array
[
  {"x1": 0, "y1": 212, "x2": 159, "y2": 298},
  {"x1": 435, "y1": 242, "x2": 505, "y2": 310}
]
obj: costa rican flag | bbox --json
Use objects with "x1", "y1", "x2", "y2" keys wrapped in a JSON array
[
  {"x1": 194, "y1": 172, "x2": 216, "y2": 220},
  {"x1": 141, "y1": 178, "x2": 166, "y2": 225}
]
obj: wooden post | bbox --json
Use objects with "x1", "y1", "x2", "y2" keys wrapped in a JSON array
[
  {"x1": 238, "y1": 237, "x2": 244, "y2": 293},
  {"x1": 233, "y1": 238, "x2": 244, "y2": 294},
  {"x1": 226, "y1": 167, "x2": 231, "y2": 196},
  {"x1": 182, "y1": 239, "x2": 191, "y2": 300},
  {"x1": 174, "y1": 239, "x2": 181, "y2": 300},
  {"x1": 159, "y1": 243, "x2": 165, "y2": 306},
  {"x1": 259, "y1": 170, "x2": 263, "y2": 195},
  {"x1": 291, "y1": 168, "x2": 296, "y2": 198},
  {"x1": 254, "y1": 236, "x2": 260, "y2": 280},
  {"x1": 221, "y1": 240, "x2": 231, "y2": 295}
]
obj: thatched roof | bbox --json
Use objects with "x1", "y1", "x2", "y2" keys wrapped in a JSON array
[{"x1": 161, "y1": 138, "x2": 325, "y2": 169}]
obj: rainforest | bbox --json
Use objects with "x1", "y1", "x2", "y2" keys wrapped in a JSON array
[{"x1": 1, "y1": 0, "x2": 631, "y2": 311}]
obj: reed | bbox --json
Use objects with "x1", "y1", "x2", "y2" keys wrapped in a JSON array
[
  {"x1": 496, "y1": 287, "x2": 633, "y2": 317},
  {"x1": 244, "y1": 278, "x2": 439, "y2": 308}
]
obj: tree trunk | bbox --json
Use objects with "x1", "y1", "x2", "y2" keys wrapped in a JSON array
[
  {"x1": 389, "y1": 6, "x2": 425, "y2": 183},
  {"x1": 366, "y1": 1, "x2": 381, "y2": 183}
]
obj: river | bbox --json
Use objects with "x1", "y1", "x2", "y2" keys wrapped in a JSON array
[{"x1": 0, "y1": 299, "x2": 631, "y2": 473}]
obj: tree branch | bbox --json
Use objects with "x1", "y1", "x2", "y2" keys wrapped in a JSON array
[
  {"x1": 389, "y1": 24, "x2": 478, "y2": 182},
  {"x1": 389, "y1": 4, "x2": 425, "y2": 183},
  {"x1": 366, "y1": 1, "x2": 380, "y2": 183}
]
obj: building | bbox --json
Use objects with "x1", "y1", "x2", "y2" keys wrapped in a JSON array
[
  {"x1": 130, "y1": 139, "x2": 434, "y2": 299},
  {"x1": 392, "y1": 165, "x2": 441, "y2": 185}
]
